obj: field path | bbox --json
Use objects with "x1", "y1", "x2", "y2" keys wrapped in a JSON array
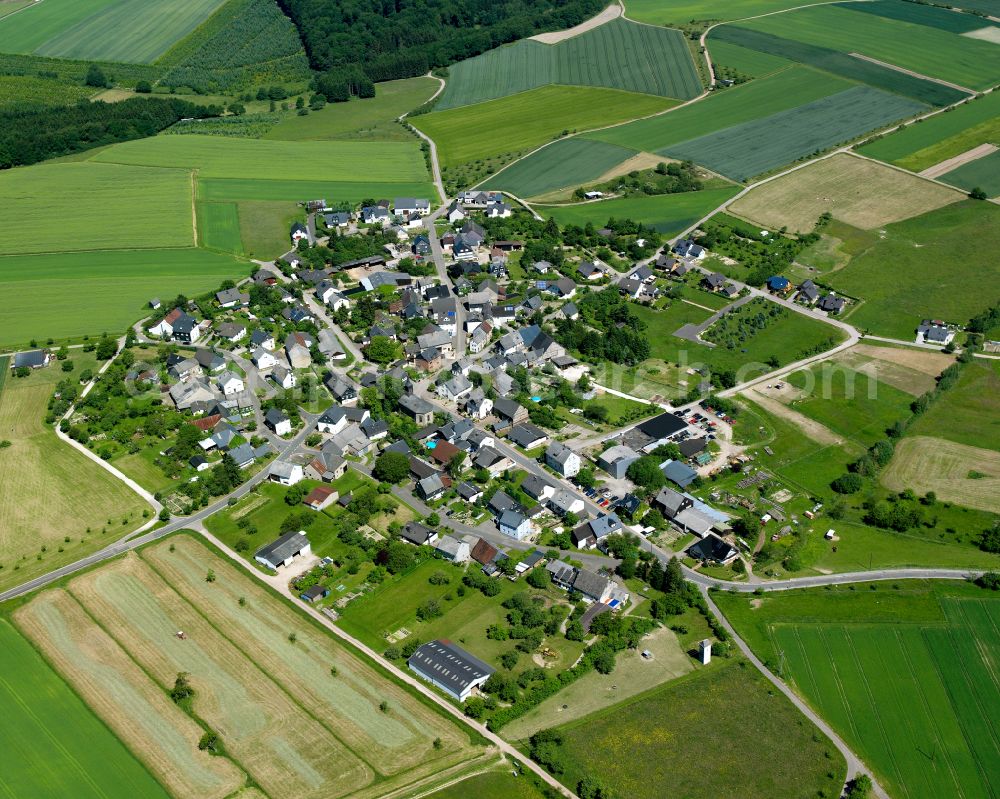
[
  {"x1": 919, "y1": 143, "x2": 998, "y2": 178},
  {"x1": 848, "y1": 52, "x2": 975, "y2": 95},
  {"x1": 742, "y1": 387, "x2": 843, "y2": 446},
  {"x1": 530, "y1": 2, "x2": 621, "y2": 43}
]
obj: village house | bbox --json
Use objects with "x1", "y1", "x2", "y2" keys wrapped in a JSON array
[{"x1": 545, "y1": 441, "x2": 580, "y2": 477}]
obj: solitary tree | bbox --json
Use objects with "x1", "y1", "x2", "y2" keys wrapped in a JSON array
[{"x1": 373, "y1": 451, "x2": 409, "y2": 483}]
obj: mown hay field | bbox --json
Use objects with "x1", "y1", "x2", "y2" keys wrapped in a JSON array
[
  {"x1": 0, "y1": 0, "x2": 228, "y2": 63},
  {"x1": 92, "y1": 135, "x2": 430, "y2": 184},
  {"x1": 728, "y1": 153, "x2": 962, "y2": 231},
  {"x1": 413, "y1": 85, "x2": 673, "y2": 168},
  {"x1": 13, "y1": 591, "x2": 243, "y2": 799},
  {"x1": 904, "y1": 360, "x2": 1000, "y2": 451},
  {"x1": 663, "y1": 86, "x2": 925, "y2": 181},
  {"x1": 858, "y1": 91, "x2": 1000, "y2": 172},
  {"x1": 714, "y1": 583, "x2": 1000, "y2": 799},
  {"x1": 546, "y1": 660, "x2": 845, "y2": 799},
  {"x1": 587, "y1": 66, "x2": 855, "y2": 153},
  {"x1": 16, "y1": 536, "x2": 479, "y2": 799},
  {"x1": 624, "y1": 0, "x2": 806, "y2": 25},
  {"x1": 939, "y1": 148, "x2": 1000, "y2": 195},
  {"x1": 536, "y1": 187, "x2": 738, "y2": 235},
  {"x1": 198, "y1": 177, "x2": 436, "y2": 203},
  {"x1": 0, "y1": 354, "x2": 148, "y2": 593},
  {"x1": 0, "y1": 248, "x2": 246, "y2": 348},
  {"x1": 0, "y1": 162, "x2": 193, "y2": 255},
  {"x1": 710, "y1": 26, "x2": 967, "y2": 107},
  {"x1": 482, "y1": 137, "x2": 638, "y2": 198},
  {"x1": 436, "y1": 17, "x2": 702, "y2": 110},
  {"x1": 882, "y1": 435, "x2": 1000, "y2": 512},
  {"x1": 826, "y1": 201, "x2": 1000, "y2": 339},
  {"x1": 738, "y1": 4, "x2": 1000, "y2": 90},
  {"x1": 0, "y1": 619, "x2": 172, "y2": 799}
]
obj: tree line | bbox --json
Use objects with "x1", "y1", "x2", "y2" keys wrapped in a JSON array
[
  {"x1": 276, "y1": 0, "x2": 607, "y2": 82},
  {"x1": 0, "y1": 97, "x2": 222, "y2": 169}
]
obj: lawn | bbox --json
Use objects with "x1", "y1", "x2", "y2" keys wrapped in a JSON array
[
  {"x1": 92, "y1": 135, "x2": 431, "y2": 184},
  {"x1": 904, "y1": 361, "x2": 1000, "y2": 451},
  {"x1": 0, "y1": 619, "x2": 171, "y2": 799},
  {"x1": 0, "y1": 353, "x2": 149, "y2": 594},
  {"x1": 536, "y1": 187, "x2": 739, "y2": 235},
  {"x1": 713, "y1": 582, "x2": 1000, "y2": 799},
  {"x1": 265, "y1": 76, "x2": 439, "y2": 141},
  {"x1": 858, "y1": 91, "x2": 1000, "y2": 172},
  {"x1": 413, "y1": 85, "x2": 673, "y2": 168},
  {"x1": 739, "y1": 4, "x2": 1000, "y2": 90},
  {"x1": 663, "y1": 86, "x2": 925, "y2": 181},
  {"x1": 0, "y1": 161, "x2": 193, "y2": 255},
  {"x1": 0, "y1": 0, "x2": 228, "y2": 63},
  {"x1": 624, "y1": 0, "x2": 810, "y2": 25},
  {"x1": 728, "y1": 153, "x2": 962, "y2": 232},
  {"x1": 826, "y1": 200, "x2": 1000, "y2": 338},
  {"x1": 540, "y1": 659, "x2": 845, "y2": 799},
  {"x1": 0, "y1": 248, "x2": 247, "y2": 348},
  {"x1": 939, "y1": 148, "x2": 1000, "y2": 196},
  {"x1": 711, "y1": 26, "x2": 967, "y2": 107},
  {"x1": 427, "y1": 768, "x2": 549, "y2": 799},
  {"x1": 482, "y1": 138, "x2": 638, "y2": 198},
  {"x1": 435, "y1": 18, "x2": 702, "y2": 111},
  {"x1": 586, "y1": 65, "x2": 855, "y2": 153}
]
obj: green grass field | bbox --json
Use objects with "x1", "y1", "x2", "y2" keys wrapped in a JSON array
[
  {"x1": 413, "y1": 85, "x2": 673, "y2": 168},
  {"x1": 906, "y1": 361, "x2": 1000, "y2": 451},
  {"x1": 265, "y1": 77, "x2": 439, "y2": 142},
  {"x1": 436, "y1": 18, "x2": 702, "y2": 111},
  {"x1": 711, "y1": 26, "x2": 967, "y2": 107},
  {"x1": 714, "y1": 582, "x2": 1000, "y2": 799},
  {"x1": 236, "y1": 200, "x2": 301, "y2": 259},
  {"x1": 827, "y1": 201, "x2": 1000, "y2": 338},
  {"x1": 0, "y1": 352, "x2": 148, "y2": 594},
  {"x1": 427, "y1": 768, "x2": 548, "y2": 799},
  {"x1": 587, "y1": 66, "x2": 854, "y2": 153},
  {"x1": 198, "y1": 178, "x2": 436, "y2": 203},
  {"x1": 739, "y1": 4, "x2": 1000, "y2": 90},
  {"x1": 196, "y1": 202, "x2": 243, "y2": 254},
  {"x1": 708, "y1": 39, "x2": 792, "y2": 77},
  {"x1": 0, "y1": 162, "x2": 193, "y2": 255},
  {"x1": 0, "y1": 620, "x2": 170, "y2": 799},
  {"x1": 92, "y1": 135, "x2": 431, "y2": 183},
  {"x1": 663, "y1": 86, "x2": 924, "y2": 181},
  {"x1": 0, "y1": 0, "x2": 228, "y2": 63},
  {"x1": 536, "y1": 187, "x2": 738, "y2": 235},
  {"x1": 840, "y1": 0, "x2": 997, "y2": 34},
  {"x1": 482, "y1": 138, "x2": 638, "y2": 198},
  {"x1": 0, "y1": 249, "x2": 246, "y2": 347},
  {"x1": 624, "y1": 0, "x2": 808, "y2": 25},
  {"x1": 858, "y1": 91, "x2": 1000, "y2": 172},
  {"x1": 939, "y1": 148, "x2": 1000, "y2": 195},
  {"x1": 542, "y1": 659, "x2": 845, "y2": 799}
]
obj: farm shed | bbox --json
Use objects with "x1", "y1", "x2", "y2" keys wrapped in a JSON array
[
  {"x1": 408, "y1": 640, "x2": 495, "y2": 701},
  {"x1": 255, "y1": 531, "x2": 311, "y2": 570}
]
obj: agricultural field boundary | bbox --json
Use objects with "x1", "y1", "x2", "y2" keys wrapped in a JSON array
[
  {"x1": 919, "y1": 143, "x2": 998, "y2": 178},
  {"x1": 848, "y1": 51, "x2": 975, "y2": 95},
  {"x1": 529, "y1": 2, "x2": 621, "y2": 43}
]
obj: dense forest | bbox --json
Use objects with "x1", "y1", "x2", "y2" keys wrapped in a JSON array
[
  {"x1": 0, "y1": 97, "x2": 221, "y2": 169},
  {"x1": 276, "y1": 0, "x2": 607, "y2": 81}
]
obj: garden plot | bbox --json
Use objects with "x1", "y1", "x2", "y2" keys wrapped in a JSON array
[
  {"x1": 68, "y1": 555, "x2": 371, "y2": 799},
  {"x1": 14, "y1": 590, "x2": 243, "y2": 799}
]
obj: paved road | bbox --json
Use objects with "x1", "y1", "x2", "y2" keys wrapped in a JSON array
[{"x1": 422, "y1": 208, "x2": 467, "y2": 358}]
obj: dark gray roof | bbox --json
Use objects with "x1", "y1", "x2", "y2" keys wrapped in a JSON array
[
  {"x1": 408, "y1": 640, "x2": 494, "y2": 696},
  {"x1": 255, "y1": 530, "x2": 308, "y2": 566},
  {"x1": 571, "y1": 568, "x2": 610, "y2": 600},
  {"x1": 13, "y1": 350, "x2": 47, "y2": 368}
]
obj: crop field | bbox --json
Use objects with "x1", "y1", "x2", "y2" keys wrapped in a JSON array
[
  {"x1": 858, "y1": 91, "x2": 1000, "y2": 172},
  {"x1": 0, "y1": 249, "x2": 246, "y2": 348},
  {"x1": 840, "y1": 0, "x2": 997, "y2": 33},
  {"x1": 482, "y1": 138, "x2": 638, "y2": 198},
  {"x1": 0, "y1": 73, "x2": 94, "y2": 107},
  {"x1": 938, "y1": 148, "x2": 1000, "y2": 195},
  {"x1": 728, "y1": 153, "x2": 962, "y2": 231},
  {"x1": 536, "y1": 187, "x2": 738, "y2": 234},
  {"x1": 826, "y1": 201, "x2": 1000, "y2": 338},
  {"x1": 16, "y1": 537, "x2": 477, "y2": 799},
  {"x1": 708, "y1": 39, "x2": 791, "y2": 77},
  {"x1": 546, "y1": 660, "x2": 845, "y2": 799},
  {"x1": 199, "y1": 178, "x2": 436, "y2": 204},
  {"x1": 14, "y1": 589, "x2": 245, "y2": 799},
  {"x1": 882, "y1": 435, "x2": 1000, "y2": 512},
  {"x1": 428, "y1": 768, "x2": 548, "y2": 799},
  {"x1": 624, "y1": 0, "x2": 810, "y2": 26},
  {"x1": 0, "y1": 619, "x2": 171, "y2": 799},
  {"x1": 265, "y1": 77, "x2": 439, "y2": 142},
  {"x1": 196, "y1": 202, "x2": 243, "y2": 254},
  {"x1": 0, "y1": 0, "x2": 228, "y2": 63},
  {"x1": 93, "y1": 135, "x2": 430, "y2": 184},
  {"x1": 436, "y1": 18, "x2": 702, "y2": 111},
  {"x1": 663, "y1": 86, "x2": 925, "y2": 181},
  {"x1": 0, "y1": 354, "x2": 148, "y2": 594},
  {"x1": 413, "y1": 85, "x2": 673, "y2": 168},
  {"x1": 905, "y1": 361, "x2": 1000, "y2": 451},
  {"x1": 714, "y1": 582, "x2": 1000, "y2": 799},
  {"x1": 738, "y1": 4, "x2": 1000, "y2": 91},
  {"x1": 587, "y1": 66, "x2": 855, "y2": 153},
  {"x1": 710, "y1": 27, "x2": 967, "y2": 107},
  {"x1": 0, "y1": 162, "x2": 193, "y2": 255}
]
